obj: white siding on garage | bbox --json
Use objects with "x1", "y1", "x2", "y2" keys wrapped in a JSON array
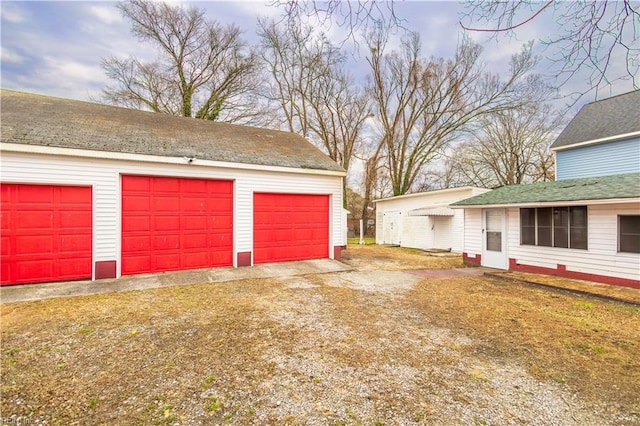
[
  {"x1": 0, "y1": 151, "x2": 344, "y2": 276},
  {"x1": 432, "y1": 217, "x2": 452, "y2": 250},
  {"x1": 508, "y1": 203, "x2": 640, "y2": 281},
  {"x1": 402, "y1": 216, "x2": 430, "y2": 249},
  {"x1": 451, "y1": 210, "x2": 465, "y2": 253}
]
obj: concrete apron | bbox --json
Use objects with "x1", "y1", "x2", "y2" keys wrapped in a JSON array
[{"x1": 0, "y1": 259, "x2": 352, "y2": 304}]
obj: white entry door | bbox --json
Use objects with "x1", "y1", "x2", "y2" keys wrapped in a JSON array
[
  {"x1": 482, "y1": 209, "x2": 508, "y2": 269},
  {"x1": 383, "y1": 211, "x2": 401, "y2": 245}
]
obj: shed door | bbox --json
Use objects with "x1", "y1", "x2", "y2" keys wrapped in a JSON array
[
  {"x1": 383, "y1": 211, "x2": 401, "y2": 245},
  {"x1": 1, "y1": 183, "x2": 92, "y2": 285},
  {"x1": 121, "y1": 175, "x2": 233, "y2": 275},
  {"x1": 253, "y1": 193, "x2": 329, "y2": 263}
]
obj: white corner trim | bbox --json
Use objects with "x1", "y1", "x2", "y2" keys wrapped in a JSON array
[
  {"x1": 0, "y1": 143, "x2": 346, "y2": 177},
  {"x1": 551, "y1": 131, "x2": 640, "y2": 151}
]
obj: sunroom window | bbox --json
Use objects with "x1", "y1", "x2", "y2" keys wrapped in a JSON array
[
  {"x1": 619, "y1": 215, "x2": 640, "y2": 253},
  {"x1": 520, "y1": 206, "x2": 587, "y2": 249}
]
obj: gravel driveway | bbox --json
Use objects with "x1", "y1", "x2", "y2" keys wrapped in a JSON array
[{"x1": 2, "y1": 246, "x2": 638, "y2": 425}]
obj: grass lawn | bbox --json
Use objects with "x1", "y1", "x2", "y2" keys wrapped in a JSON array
[
  {"x1": 1, "y1": 245, "x2": 638, "y2": 424},
  {"x1": 346, "y1": 237, "x2": 376, "y2": 245}
]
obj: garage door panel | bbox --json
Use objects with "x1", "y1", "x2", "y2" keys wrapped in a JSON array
[
  {"x1": 182, "y1": 252, "x2": 208, "y2": 268},
  {"x1": 121, "y1": 176, "x2": 233, "y2": 275},
  {"x1": 183, "y1": 198, "x2": 207, "y2": 211},
  {"x1": 16, "y1": 235, "x2": 54, "y2": 255},
  {"x1": 58, "y1": 234, "x2": 92, "y2": 252},
  {"x1": 155, "y1": 253, "x2": 181, "y2": 269},
  {"x1": 123, "y1": 195, "x2": 151, "y2": 211},
  {"x1": 154, "y1": 196, "x2": 180, "y2": 211},
  {"x1": 58, "y1": 186, "x2": 91, "y2": 203},
  {"x1": 157, "y1": 178, "x2": 181, "y2": 192},
  {"x1": 184, "y1": 215, "x2": 207, "y2": 230},
  {"x1": 19, "y1": 211, "x2": 53, "y2": 229},
  {"x1": 17, "y1": 260, "x2": 54, "y2": 281},
  {"x1": 125, "y1": 255, "x2": 152, "y2": 273},
  {"x1": 122, "y1": 235, "x2": 151, "y2": 251},
  {"x1": 60, "y1": 212, "x2": 92, "y2": 228},
  {"x1": 211, "y1": 216, "x2": 233, "y2": 229},
  {"x1": 16, "y1": 187, "x2": 52, "y2": 203},
  {"x1": 155, "y1": 215, "x2": 180, "y2": 231},
  {"x1": 58, "y1": 257, "x2": 91, "y2": 275},
  {"x1": 122, "y1": 175, "x2": 150, "y2": 191},
  {"x1": 122, "y1": 216, "x2": 150, "y2": 232},
  {"x1": 253, "y1": 193, "x2": 329, "y2": 264},
  {"x1": 0, "y1": 236, "x2": 9, "y2": 256},
  {"x1": 183, "y1": 234, "x2": 208, "y2": 249},
  {"x1": 153, "y1": 235, "x2": 180, "y2": 250}
]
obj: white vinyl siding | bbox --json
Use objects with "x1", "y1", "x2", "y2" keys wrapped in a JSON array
[
  {"x1": 432, "y1": 216, "x2": 452, "y2": 250},
  {"x1": 401, "y1": 216, "x2": 430, "y2": 249},
  {"x1": 463, "y1": 209, "x2": 482, "y2": 257},
  {"x1": 556, "y1": 138, "x2": 640, "y2": 180},
  {"x1": 1, "y1": 151, "x2": 344, "y2": 276},
  {"x1": 508, "y1": 203, "x2": 640, "y2": 281}
]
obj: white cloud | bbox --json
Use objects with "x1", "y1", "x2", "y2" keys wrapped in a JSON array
[
  {"x1": 1, "y1": 46, "x2": 25, "y2": 64},
  {"x1": 0, "y1": 3, "x2": 28, "y2": 24},
  {"x1": 87, "y1": 4, "x2": 122, "y2": 25}
]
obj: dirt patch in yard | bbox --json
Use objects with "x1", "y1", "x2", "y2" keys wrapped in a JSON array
[
  {"x1": 1, "y1": 245, "x2": 639, "y2": 425},
  {"x1": 341, "y1": 244, "x2": 463, "y2": 271}
]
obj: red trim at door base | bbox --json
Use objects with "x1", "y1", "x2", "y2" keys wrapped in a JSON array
[
  {"x1": 463, "y1": 253, "x2": 481, "y2": 266},
  {"x1": 237, "y1": 252, "x2": 252, "y2": 267},
  {"x1": 95, "y1": 261, "x2": 117, "y2": 279},
  {"x1": 333, "y1": 246, "x2": 342, "y2": 261},
  {"x1": 509, "y1": 258, "x2": 640, "y2": 289}
]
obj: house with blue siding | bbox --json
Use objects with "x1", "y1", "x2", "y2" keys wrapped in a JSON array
[
  {"x1": 452, "y1": 90, "x2": 640, "y2": 288},
  {"x1": 552, "y1": 91, "x2": 640, "y2": 180}
]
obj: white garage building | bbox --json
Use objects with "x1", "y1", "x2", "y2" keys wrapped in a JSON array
[
  {"x1": 0, "y1": 90, "x2": 346, "y2": 285},
  {"x1": 374, "y1": 187, "x2": 489, "y2": 252}
]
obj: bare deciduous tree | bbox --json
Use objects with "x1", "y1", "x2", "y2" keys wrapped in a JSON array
[
  {"x1": 366, "y1": 26, "x2": 537, "y2": 196},
  {"x1": 424, "y1": 76, "x2": 561, "y2": 190},
  {"x1": 461, "y1": 0, "x2": 640, "y2": 99},
  {"x1": 259, "y1": 18, "x2": 371, "y2": 203},
  {"x1": 269, "y1": 0, "x2": 402, "y2": 43},
  {"x1": 100, "y1": 0, "x2": 263, "y2": 124}
]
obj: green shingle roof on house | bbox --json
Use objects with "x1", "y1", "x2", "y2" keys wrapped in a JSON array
[
  {"x1": 0, "y1": 90, "x2": 345, "y2": 174},
  {"x1": 451, "y1": 173, "x2": 640, "y2": 207}
]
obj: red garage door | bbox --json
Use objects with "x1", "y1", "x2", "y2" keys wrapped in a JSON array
[
  {"x1": 121, "y1": 175, "x2": 233, "y2": 275},
  {"x1": 1, "y1": 183, "x2": 92, "y2": 285},
  {"x1": 254, "y1": 193, "x2": 329, "y2": 263}
]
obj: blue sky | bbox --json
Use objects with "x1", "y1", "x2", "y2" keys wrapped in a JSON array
[{"x1": 1, "y1": 1, "x2": 636, "y2": 107}]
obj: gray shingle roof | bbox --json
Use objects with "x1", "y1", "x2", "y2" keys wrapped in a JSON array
[
  {"x1": 0, "y1": 90, "x2": 345, "y2": 173},
  {"x1": 451, "y1": 173, "x2": 640, "y2": 207},
  {"x1": 551, "y1": 90, "x2": 640, "y2": 150}
]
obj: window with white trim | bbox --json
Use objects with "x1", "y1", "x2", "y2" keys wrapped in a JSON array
[
  {"x1": 619, "y1": 215, "x2": 640, "y2": 253},
  {"x1": 520, "y1": 206, "x2": 587, "y2": 249}
]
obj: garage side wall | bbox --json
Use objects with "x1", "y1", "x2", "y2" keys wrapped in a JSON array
[{"x1": 1, "y1": 151, "x2": 343, "y2": 278}]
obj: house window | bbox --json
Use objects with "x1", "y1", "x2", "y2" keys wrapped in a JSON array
[
  {"x1": 520, "y1": 209, "x2": 535, "y2": 245},
  {"x1": 520, "y1": 206, "x2": 587, "y2": 249},
  {"x1": 619, "y1": 215, "x2": 640, "y2": 253}
]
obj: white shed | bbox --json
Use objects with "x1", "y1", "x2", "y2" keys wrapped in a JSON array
[
  {"x1": 0, "y1": 90, "x2": 346, "y2": 285},
  {"x1": 373, "y1": 187, "x2": 489, "y2": 252}
]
